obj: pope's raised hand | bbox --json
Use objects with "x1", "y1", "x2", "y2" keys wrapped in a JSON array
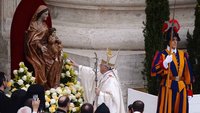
[{"x1": 69, "y1": 58, "x2": 79, "y2": 68}]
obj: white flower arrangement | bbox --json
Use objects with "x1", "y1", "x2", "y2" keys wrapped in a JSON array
[
  {"x1": 7, "y1": 62, "x2": 35, "y2": 93},
  {"x1": 60, "y1": 54, "x2": 78, "y2": 84},
  {"x1": 43, "y1": 53, "x2": 84, "y2": 113},
  {"x1": 7, "y1": 53, "x2": 84, "y2": 113},
  {"x1": 44, "y1": 83, "x2": 84, "y2": 113}
]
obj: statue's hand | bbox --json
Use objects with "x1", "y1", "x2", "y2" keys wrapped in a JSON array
[{"x1": 41, "y1": 46, "x2": 47, "y2": 52}]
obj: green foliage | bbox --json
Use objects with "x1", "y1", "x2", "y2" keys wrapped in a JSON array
[
  {"x1": 186, "y1": 1, "x2": 200, "y2": 94},
  {"x1": 143, "y1": 0, "x2": 169, "y2": 95}
]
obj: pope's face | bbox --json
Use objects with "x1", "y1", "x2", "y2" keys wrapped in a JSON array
[
  {"x1": 100, "y1": 64, "x2": 107, "y2": 74},
  {"x1": 99, "y1": 64, "x2": 104, "y2": 74}
]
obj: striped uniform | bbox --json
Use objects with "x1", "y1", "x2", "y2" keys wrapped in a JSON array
[{"x1": 151, "y1": 49, "x2": 193, "y2": 113}]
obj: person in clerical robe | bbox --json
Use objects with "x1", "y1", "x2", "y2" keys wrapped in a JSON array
[
  {"x1": 72, "y1": 49, "x2": 125, "y2": 113},
  {"x1": 151, "y1": 19, "x2": 193, "y2": 113}
]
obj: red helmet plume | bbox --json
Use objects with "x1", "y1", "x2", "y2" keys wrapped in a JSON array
[{"x1": 162, "y1": 19, "x2": 180, "y2": 33}]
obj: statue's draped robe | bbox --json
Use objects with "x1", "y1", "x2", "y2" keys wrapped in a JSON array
[
  {"x1": 26, "y1": 20, "x2": 48, "y2": 86},
  {"x1": 78, "y1": 65, "x2": 125, "y2": 113},
  {"x1": 25, "y1": 5, "x2": 62, "y2": 89}
]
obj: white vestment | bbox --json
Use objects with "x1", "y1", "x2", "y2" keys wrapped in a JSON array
[{"x1": 78, "y1": 65, "x2": 125, "y2": 113}]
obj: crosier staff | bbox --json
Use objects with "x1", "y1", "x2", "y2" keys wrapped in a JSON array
[
  {"x1": 93, "y1": 52, "x2": 98, "y2": 106},
  {"x1": 94, "y1": 52, "x2": 98, "y2": 88}
]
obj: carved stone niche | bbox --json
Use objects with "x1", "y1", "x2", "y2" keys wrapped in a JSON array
[{"x1": 45, "y1": 0, "x2": 196, "y2": 50}]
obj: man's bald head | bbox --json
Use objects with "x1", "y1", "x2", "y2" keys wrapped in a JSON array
[
  {"x1": 80, "y1": 103, "x2": 93, "y2": 113},
  {"x1": 132, "y1": 100, "x2": 144, "y2": 113},
  {"x1": 58, "y1": 95, "x2": 70, "y2": 107}
]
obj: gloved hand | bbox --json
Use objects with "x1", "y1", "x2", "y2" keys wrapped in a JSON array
[
  {"x1": 163, "y1": 55, "x2": 173, "y2": 69},
  {"x1": 187, "y1": 90, "x2": 193, "y2": 96},
  {"x1": 187, "y1": 90, "x2": 193, "y2": 101}
]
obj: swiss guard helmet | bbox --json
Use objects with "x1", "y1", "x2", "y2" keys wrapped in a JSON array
[{"x1": 162, "y1": 19, "x2": 180, "y2": 46}]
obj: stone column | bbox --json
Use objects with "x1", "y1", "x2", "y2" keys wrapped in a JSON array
[{"x1": 0, "y1": 0, "x2": 20, "y2": 79}]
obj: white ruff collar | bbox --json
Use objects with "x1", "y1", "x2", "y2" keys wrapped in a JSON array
[{"x1": 167, "y1": 46, "x2": 177, "y2": 54}]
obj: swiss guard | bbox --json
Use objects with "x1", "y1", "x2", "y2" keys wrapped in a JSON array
[{"x1": 151, "y1": 19, "x2": 193, "y2": 113}]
